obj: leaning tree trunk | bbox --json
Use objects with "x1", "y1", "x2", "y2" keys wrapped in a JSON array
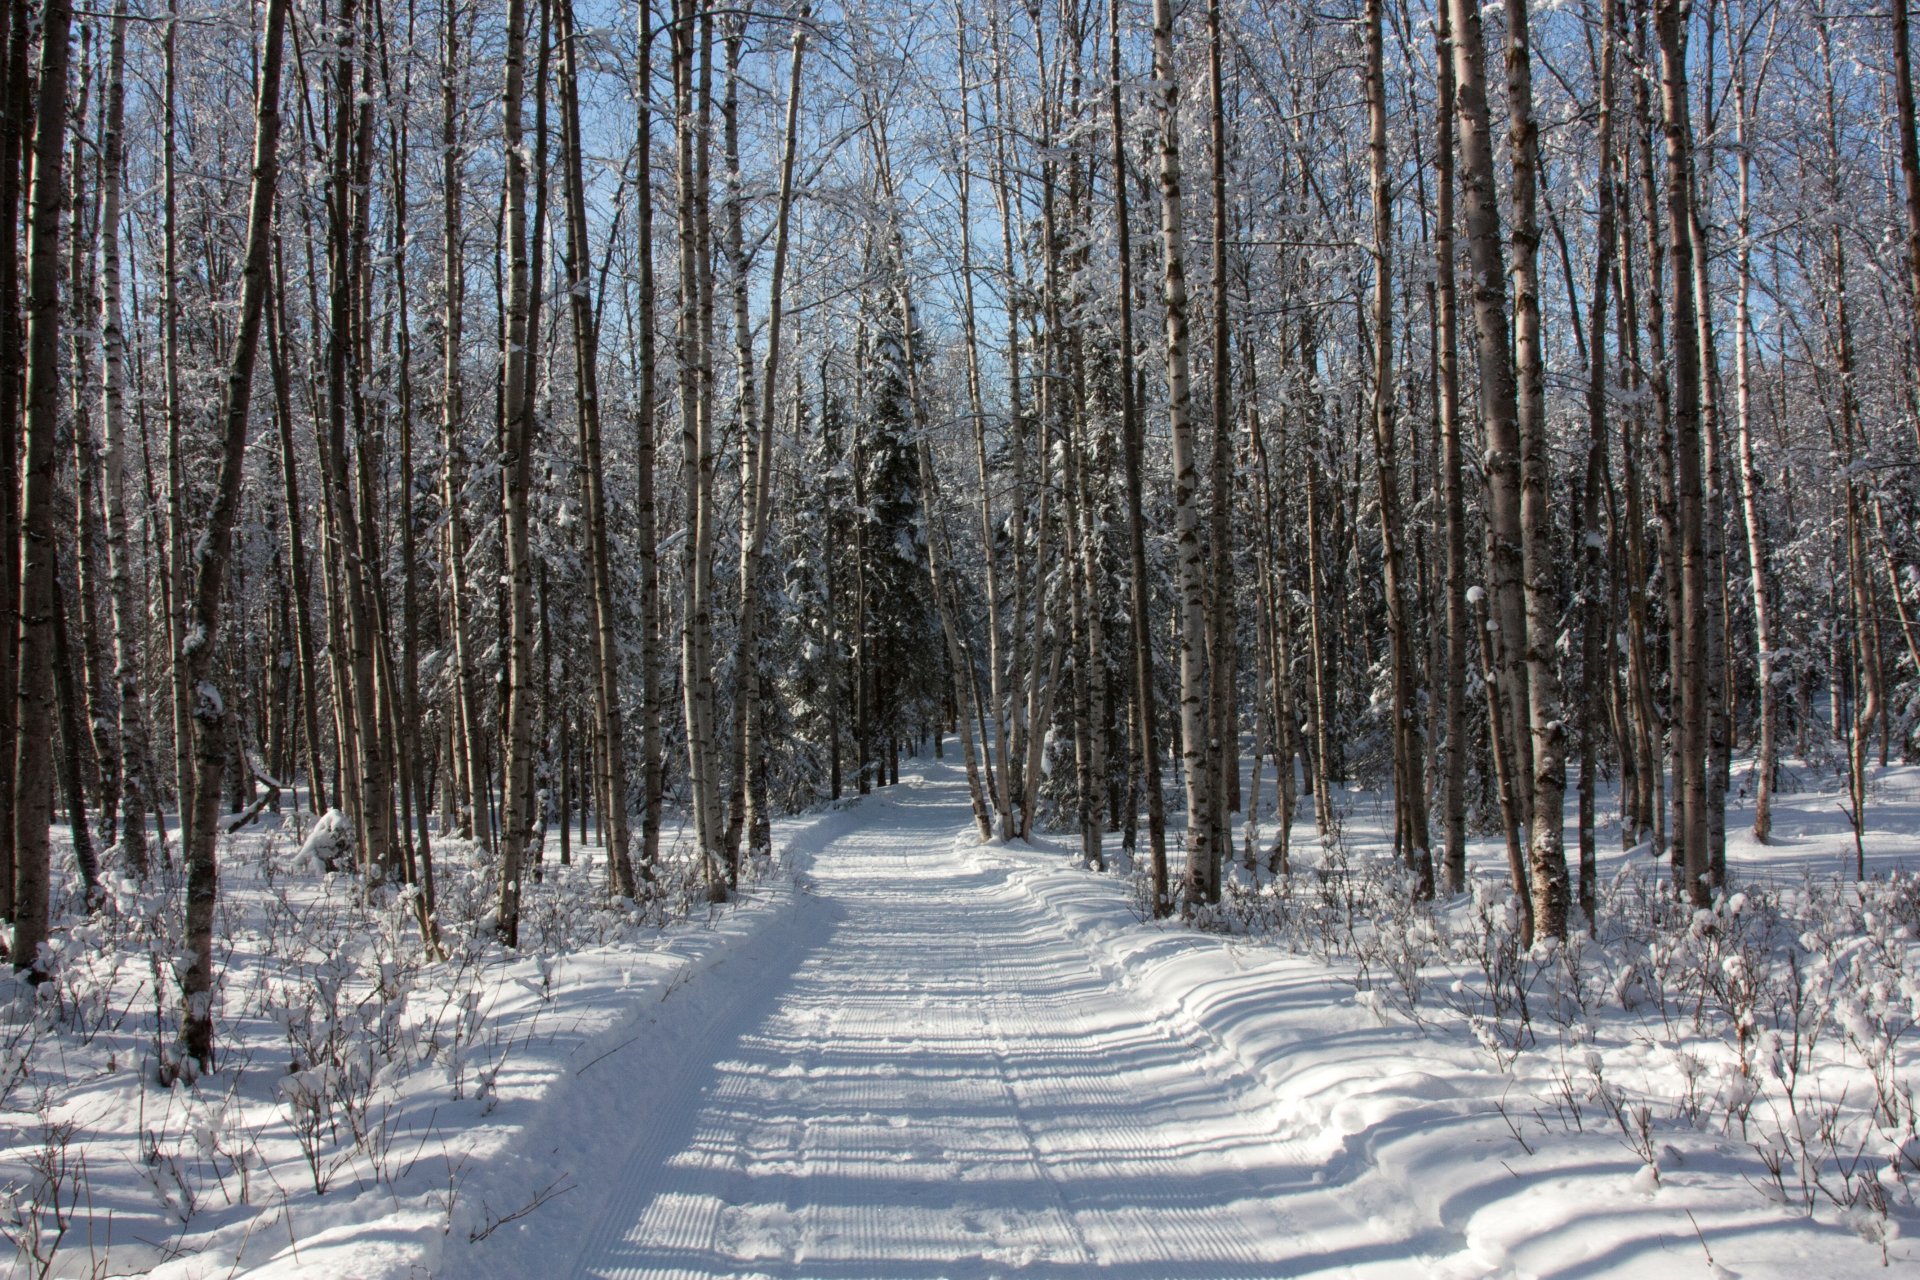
[
  {"x1": 1366, "y1": 0, "x2": 1434, "y2": 898},
  {"x1": 177, "y1": 0, "x2": 288, "y2": 1068},
  {"x1": 557, "y1": 0, "x2": 638, "y2": 900},
  {"x1": 1110, "y1": 0, "x2": 1168, "y2": 911},
  {"x1": 955, "y1": 7, "x2": 1013, "y2": 843}
]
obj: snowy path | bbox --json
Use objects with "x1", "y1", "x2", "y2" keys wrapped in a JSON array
[{"x1": 563, "y1": 773, "x2": 1393, "y2": 1280}]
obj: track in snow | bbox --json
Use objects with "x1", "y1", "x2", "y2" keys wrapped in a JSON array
[{"x1": 568, "y1": 771, "x2": 1399, "y2": 1280}]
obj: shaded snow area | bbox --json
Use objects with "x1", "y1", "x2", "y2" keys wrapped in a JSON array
[{"x1": 1, "y1": 761, "x2": 1918, "y2": 1277}]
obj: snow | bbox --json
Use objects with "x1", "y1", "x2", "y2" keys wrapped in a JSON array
[
  {"x1": 437, "y1": 764, "x2": 1913, "y2": 1279},
  {"x1": 3, "y1": 761, "x2": 1917, "y2": 1276},
  {"x1": 290, "y1": 806, "x2": 354, "y2": 872}
]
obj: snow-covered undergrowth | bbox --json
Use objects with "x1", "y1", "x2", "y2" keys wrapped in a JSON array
[
  {"x1": 0, "y1": 801, "x2": 846, "y2": 1279},
  {"x1": 976, "y1": 764, "x2": 1920, "y2": 1276}
]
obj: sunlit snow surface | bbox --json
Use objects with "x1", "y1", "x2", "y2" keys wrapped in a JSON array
[
  {"x1": 435, "y1": 764, "x2": 1910, "y2": 1280},
  {"x1": 24, "y1": 759, "x2": 1915, "y2": 1278},
  {"x1": 568, "y1": 787, "x2": 1357, "y2": 1278}
]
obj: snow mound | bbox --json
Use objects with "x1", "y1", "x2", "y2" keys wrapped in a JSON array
[{"x1": 288, "y1": 807, "x2": 355, "y2": 873}]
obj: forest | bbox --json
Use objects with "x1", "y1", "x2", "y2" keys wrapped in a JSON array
[
  {"x1": 1, "y1": 0, "x2": 1917, "y2": 1043},
  {"x1": 0, "y1": 0, "x2": 1913, "y2": 1266}
]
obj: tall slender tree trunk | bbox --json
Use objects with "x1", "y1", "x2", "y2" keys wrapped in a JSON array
[
  {"x1": 1579, "y1": 0, "x2": 1621, "y2": 926},
  {"x1": 318, "y1": 0, "x2": 392, "y2": 886},
  {"x1": 68, "y1": 42, "x2": 115, "y2": 840},
  {"x1": 675, "y1": 0, "x2": 723, "y2": 893},
  {"x1": 1366, "y1": 0, "x2": 1434, "y2": 897},
  {"x1": 0, "y1": 0, "x2": 28, "y2": 918},
  {"x1": 1731, "y1": 78, "x2": 1774, "y2": 842},
  {"x1": 557, "y1": 0, "x2": 638, "y2": 900},
  {"x1": 97, "y1": 0, "x2": 154, "y2": 874},
  {"x1": 378, "y1": 9, "x2": 438, "y2": 946},
  {"x1": 496, "y1": 0, "x2": 540, "y2": 944},
  {"x1": 1814, "y1": 21, "x2": 1875, "y2": 876},
  {"x1": 1690, "y1": 168, "x2": 1729, "y2": 891},
  {"x1": 955, "y1": 8, "x2": 1012, "y2": 842},
  {"x1": 1449, "y1": 0, "x2": 1532, "y2": 854},
  {"x1": 1110, "y1": 0, "x2": 1168, "y2": 909},
  {"x1": 1152, "y1": 0, "x2": 1216, "y2": 913},
  {"x1": 722, "y1": 11, "x2": 807, "y2": 865},
  {"x1": 635, "y1": 0, "x2": 663, "y2": 875},
  {"x1": 441, "y1": 1, "x2": 489, "y2": 850},
  {"x1": 264, "y1": 256, "x2": 325, "y2": 816},
  {"x1": 1203, "y1": 0, "x2": 1234, "y2": 891},
  {"x1": 1654, "y1": 0, "x2": 1710, "y2": 906},
  {"x1": 1506, "y1": 0, "x2": 1570, "y2": 938},
  {"x1": 177, "y1": 0, "x2": 288, "y2": 1066},
  {"x1": 718, "y1": 17, "x2": 757, "y2": 884},
  {"x1": 11, "y1": 0, "x2": 75, "y2": 973},
  {"x1": 163, "y1": 2, "x2": 192, "y2": 864},
  {"x1": 1898, "y1": 0, "x2": 1920, "y2": 451},
  {"x1": 1433, "y1": 0, "x2": 1468, "y2": 894},
  {"x1": 50, "y1": 570, "x2": 97, "y2": 897}
]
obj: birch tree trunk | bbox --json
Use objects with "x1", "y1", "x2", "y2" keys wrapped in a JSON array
[
  {"x1": 1507, "y1": 0, "x2": 1570, "y2": 938},
  {"x1": 1449, "y1": 0, "x2": 1532, "y2": 850},
  {"x1": 955, "y1": 7, "x2": 1012, "y2": 842},
  {"x1": 1110, "y1": 0, "x2": 1168, "y2": 909},
  {"x1": 723, "y1": 10, "x2": 807, "y2": 865},
  {"x1": 1152, "y1": 0, "x2": 1217, "y2": 913},
  {"x1": 719, "y1": 17, "x2": 757, "y2": 882},
  {"x1": 496, "y1": 0, "x2": 540, "y2": 944}
]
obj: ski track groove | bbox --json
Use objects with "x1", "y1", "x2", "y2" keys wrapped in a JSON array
[{"x1": 566, "y1": 775, "x2": 1409, "y2": 1279}]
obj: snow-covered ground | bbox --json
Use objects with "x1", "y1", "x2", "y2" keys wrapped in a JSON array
[{"x1": 1, "y1": 753, "x2": 1916, "y2": 1277}]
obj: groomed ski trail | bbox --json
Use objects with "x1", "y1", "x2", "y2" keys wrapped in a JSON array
[{"x1": 563, "y1": 768, "x2": 1411, "y2": 1280}]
